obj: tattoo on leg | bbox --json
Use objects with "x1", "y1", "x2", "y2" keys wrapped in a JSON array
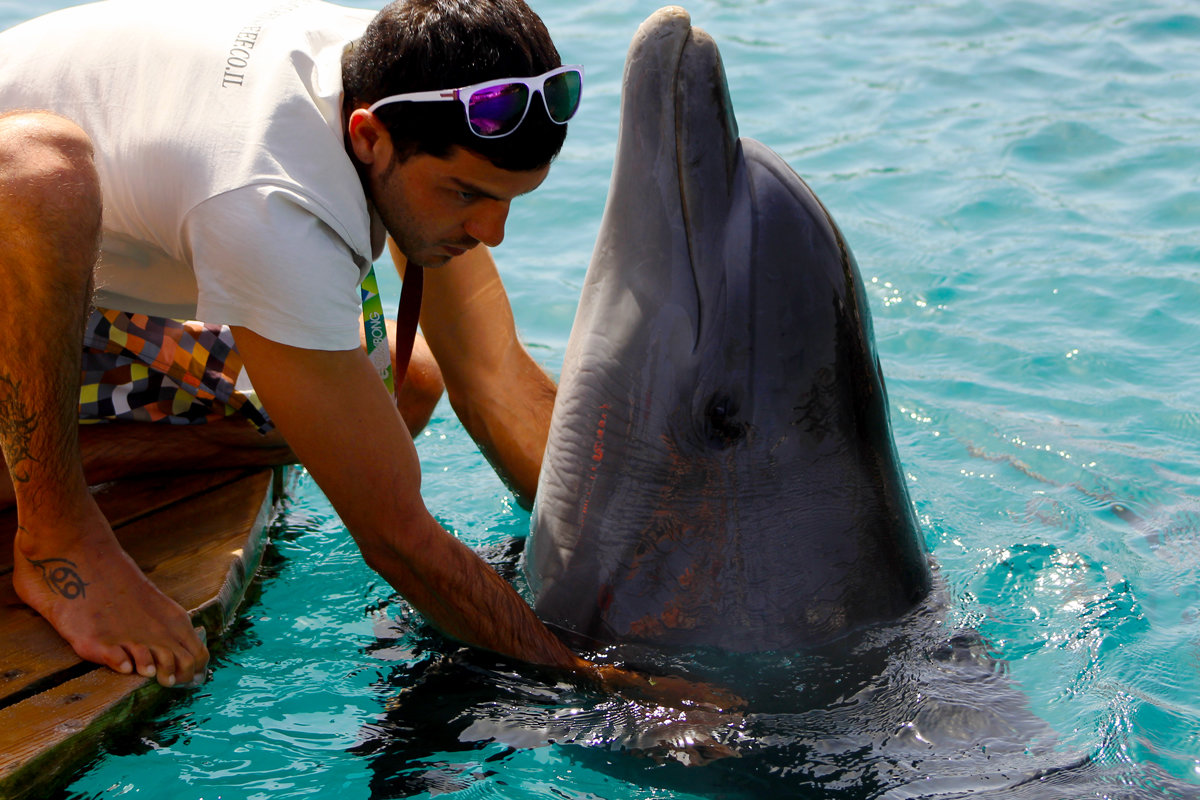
[
  {"x1": 26, "y1": 554, "x2": 89, "y2": 600},
  {"x1": 0, "y1": 373, "x2": 41, "y2": 483}
]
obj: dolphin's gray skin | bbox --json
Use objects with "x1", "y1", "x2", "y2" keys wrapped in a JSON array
[{"x1": 527, "y1": 6, "x2": 932, "y2": 652}]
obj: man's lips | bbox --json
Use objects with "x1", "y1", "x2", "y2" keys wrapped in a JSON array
[{"x1": 441, "y1": 242, "x2": 476, "y2": 258}]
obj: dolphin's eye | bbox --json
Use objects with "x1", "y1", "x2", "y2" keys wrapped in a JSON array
[{"x1": 705, "y1": 393, "x2": 746, "y2": 447}]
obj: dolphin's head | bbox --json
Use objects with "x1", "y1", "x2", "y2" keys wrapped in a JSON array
[{"x1": 529, "y1": 8, "x2": 929, "y2": 652}]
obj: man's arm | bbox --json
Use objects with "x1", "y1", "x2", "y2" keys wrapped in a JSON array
[
  {"x1": 230, "y1": 327, "x2": 583, "y2": 669},
  {"x1": 395, "y1": 241, "x2": 554, "y2": 508}
]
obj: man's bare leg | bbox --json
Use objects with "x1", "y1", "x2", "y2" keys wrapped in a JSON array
[{"x1": 0, "y1": 111, "x2": 204, "y2": 687}]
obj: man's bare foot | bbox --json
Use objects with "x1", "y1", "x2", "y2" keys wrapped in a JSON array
[{"x1": 12, "y1": 499, "x2": 208, "y2": 687}]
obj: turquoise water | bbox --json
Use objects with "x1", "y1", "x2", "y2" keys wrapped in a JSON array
[{"x1": 3, "y1": 0, "x2": 1198, "y2": 796}]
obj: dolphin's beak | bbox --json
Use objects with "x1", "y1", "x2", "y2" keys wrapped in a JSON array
[
  {"x1": 672, "y1": 16, "x2": 740, "y2": 235},
  {"x1": 600, "y1": 7, "x2": 743, "y2": 353},
  {"x1": 620, "y1": 7, "x2": 740, "y2": 247}
]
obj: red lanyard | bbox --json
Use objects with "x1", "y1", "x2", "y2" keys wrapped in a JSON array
[{"x1": 392, "y1": 263, "x2": 423, "y2": 400}]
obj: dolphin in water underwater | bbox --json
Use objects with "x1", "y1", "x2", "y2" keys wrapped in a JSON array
[{"x1": 527, "y1": 6, "x2": 932, "y2": 652}]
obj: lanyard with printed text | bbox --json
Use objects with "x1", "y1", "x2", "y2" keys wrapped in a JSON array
[
  {"x1": 361, "y1": 263, "x2": 424, "y2": 403},
  {"x1": 361, "y1": 266, "x2": 394, "y2": 394}
]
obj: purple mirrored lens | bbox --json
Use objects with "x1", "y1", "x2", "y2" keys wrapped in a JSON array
[{"x1": 467, "y1": 83, "x2": 530, "y2": 136}]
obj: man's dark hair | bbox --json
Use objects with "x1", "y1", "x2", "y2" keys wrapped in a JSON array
[{"x1": 343, "y1": 0, "x2": 567, "y2": 172}]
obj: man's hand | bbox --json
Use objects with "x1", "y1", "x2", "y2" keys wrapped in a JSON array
[{"x1": 590, "y1": 664, "x2": 746, "y2": 712}]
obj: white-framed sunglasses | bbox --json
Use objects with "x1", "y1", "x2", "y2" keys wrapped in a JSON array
[{"x1": 366, "y1": 64, "x2": 584, "y2": 139}]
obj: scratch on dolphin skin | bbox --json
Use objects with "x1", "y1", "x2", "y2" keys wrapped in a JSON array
[{"x1": 579, "y1": 404, "x2": 610, "y2": 524}]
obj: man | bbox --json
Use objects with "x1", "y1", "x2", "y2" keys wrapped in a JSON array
[{"x1": 0, "y1": 0, "x2": 730, "y2": 707}]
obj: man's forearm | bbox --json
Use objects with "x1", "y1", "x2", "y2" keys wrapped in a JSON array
[
  {"x1": 397, "y1": 241, "x2": 555, "y2": 506},
  {"x1": 231, "y1": 327, "x2": 583, "y2": 671},
  {"x1": 354, "y1": 509, "x2": 584, "y2": 669},
  {"x1": 449, "y1": 343, "x2": 554, "y2": 507}
]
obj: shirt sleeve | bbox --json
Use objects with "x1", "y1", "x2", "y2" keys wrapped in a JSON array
[{"x1": 182, "y1": 184, "x2": 367, "y2": 351}]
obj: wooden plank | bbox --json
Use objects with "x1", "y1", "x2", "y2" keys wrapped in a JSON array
[
  {"x1": 0, "y1": 470, "x2": 273, "y2": 702},
  {"x1": 0, "y1": 670, "x2": 159, "y2": 800},
  {"x1": 0, "y1": 466, "x2": 285, "y2": 800}
]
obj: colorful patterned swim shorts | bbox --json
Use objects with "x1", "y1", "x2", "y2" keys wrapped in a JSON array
[{"x1": 79, "y1": 308, "x2": 273, "y2": 433}]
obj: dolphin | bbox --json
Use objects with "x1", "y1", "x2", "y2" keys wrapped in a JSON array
[{"x1": 527, "y1": 6, "x2": 932, "y2": 652}]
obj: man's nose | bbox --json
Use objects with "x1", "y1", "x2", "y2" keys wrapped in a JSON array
[{"x1": 464, "y1": 200, "x2": 510, "y2": 248}]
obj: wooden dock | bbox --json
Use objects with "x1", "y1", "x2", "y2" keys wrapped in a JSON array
[{"x1": 0, "y1": 466, "x2": 288, "y2": 799}]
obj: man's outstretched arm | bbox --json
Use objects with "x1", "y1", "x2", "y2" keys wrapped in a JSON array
[{"x1": 230, "y1": 327, "x2": 583, "y2": 668}]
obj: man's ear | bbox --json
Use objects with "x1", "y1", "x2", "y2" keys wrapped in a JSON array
[{"x1": 347, "y1": 108, "x2": 391, "y2": 167}]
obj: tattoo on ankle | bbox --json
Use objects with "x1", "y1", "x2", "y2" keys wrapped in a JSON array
[
  {"x1": 26, "y1": 556, "x2": 89, "y2": 600},
  {"x1": 0, "y1": 373, "x2": 41, "y2": 483}
]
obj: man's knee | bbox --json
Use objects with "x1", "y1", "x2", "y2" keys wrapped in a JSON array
[
  {"x1": 0, "y1": 110, "x2": 101, "y2": 229},
  {"x1": 0, "y1": 111, "x2": 102, "y2": 282}
]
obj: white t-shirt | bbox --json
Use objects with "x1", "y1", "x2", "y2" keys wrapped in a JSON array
[{"x1": 0, "y1": 0, "x2": 384, "y2": 350}]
